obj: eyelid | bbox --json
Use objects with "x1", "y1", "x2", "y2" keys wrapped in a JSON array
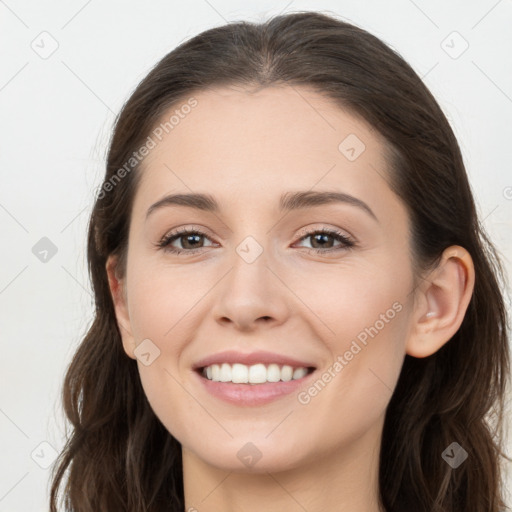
[
  {"x1": 158, "y1": 223, "x2": 355, "y2": 243},
  {"x1": 159, "y1": 224, "x2": 216, "y2": 242},
  {"x1": 155, "y1": 224, "x2": 217, "y2": 250},
  {"x1": 294, "y1": 224, "x2": 355, "y2": 242},
  {"x1": 156, "y1": 223, "x2": 357, "y2": 254},
  {"x1": 292, "y1": 226, "x2": 356, "y2": 252}
]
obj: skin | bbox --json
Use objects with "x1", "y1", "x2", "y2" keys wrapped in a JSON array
[{"x1": 106, "y1": 85, "x2": 475, "y2": 512}]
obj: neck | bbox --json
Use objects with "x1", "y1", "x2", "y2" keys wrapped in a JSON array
[{"x1": 182, "y1": 416, "x2": 384, "y2": 512}]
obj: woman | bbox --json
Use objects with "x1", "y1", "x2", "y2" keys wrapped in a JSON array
[{"x1": 49, "y1": 11, "x2": 510, "y2": 512}]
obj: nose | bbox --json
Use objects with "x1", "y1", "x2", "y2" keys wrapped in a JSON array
[{"x1": 211, "y1": 244, "x2": 290, "y2": 332}]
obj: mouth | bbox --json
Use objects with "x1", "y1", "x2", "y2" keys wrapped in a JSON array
[
  {"x1": 191, "y1": 351, "x2": 318, "y2": 406},
  {"x1": 195, "y1": 363, "x2": 316, "y2": 384}
]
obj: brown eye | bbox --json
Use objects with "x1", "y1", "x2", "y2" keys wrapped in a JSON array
[
  {"x1": 295, "y1": 228, "x2": 355, "y2": 253},
  {"x1": 155, "y1": 226, "x2": 356, "y2": 256},
  {"x1": 175, "y1": 233, "x2": 204, "y2": 250},
  {"x1": 309, "y1": 232, "x2": 336, "y2": 249},
  {"x1": 157, "y1": 228, "x2": 215, "y2": 254}
]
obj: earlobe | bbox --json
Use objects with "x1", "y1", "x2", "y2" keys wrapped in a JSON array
[
  {"x1": 105, "y1": 255, "x2": 137, "y2": 360},
  {"x1": 406, "y1": 245, "x2": 475, "y2": 358}
]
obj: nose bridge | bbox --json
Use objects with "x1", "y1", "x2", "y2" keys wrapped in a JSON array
[
  {"x1": 211, "y1": 230, "x2": 289, "y2": 329},
  {"x1": 226, "y1": 232, "x2": 274, "y2": 301}
]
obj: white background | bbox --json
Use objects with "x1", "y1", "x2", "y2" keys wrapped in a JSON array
[{"x1": 0, "y1": 1, "x2": 511, "y2": 510}]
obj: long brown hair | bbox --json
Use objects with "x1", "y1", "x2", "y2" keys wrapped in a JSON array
[{"x1": 49, "y1": 11, "x2": 510, "y2": 511}]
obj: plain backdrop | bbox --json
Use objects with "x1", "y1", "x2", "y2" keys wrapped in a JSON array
[{"x1": 1, "y1": 1, "x2": 511, "y2": 510}]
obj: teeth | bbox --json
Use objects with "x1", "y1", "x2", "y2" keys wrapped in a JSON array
[
  {"x1": 219, "y1": 363, "x2": 231, "y2": 382},
  {"x1": 267, "y1": 363, "x2": 281, "y2": 382},
  {"x1": 292, "y1": 367, "x2": 308, "y2": 380},
  {"x1": 249, "y1": 363, "x2": 267, "y2": 384},
  {"x1": 281, "y1": 365, "x2": 293, "y2": 381},
  {"x1": 202, "y1": 363, "x2": 310, "y2": 384},
  {"x1": 232, "y1": 363, "x2": 248, "y2": 383}
]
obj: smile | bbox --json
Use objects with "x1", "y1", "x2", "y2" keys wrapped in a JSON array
[{"x1": 200, "y1": 362, "x2": 312, "y2": 384}]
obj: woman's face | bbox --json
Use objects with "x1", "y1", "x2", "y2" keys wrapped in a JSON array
[{"x1": 111, "y1": 85, "x2": 418, "y2": 472}]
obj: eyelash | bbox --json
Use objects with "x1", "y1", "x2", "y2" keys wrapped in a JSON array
[{"x1": 155, "y1": 226, "x2": 356, "y2": 256}]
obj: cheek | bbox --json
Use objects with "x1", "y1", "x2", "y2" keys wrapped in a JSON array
[
  {"x1": 126, "y1": 261, "x2": 204, "y2": 342},
  {"x1": 329, "y1": 269, "x2": 409, "y2": 386},
  {"x1": 287, "y1": 259, "x2": 408, "y2": 349},
  {"x1": 293, "y1": 305, "x2": 408, "y2": 457},
  {"x1": 296, "y1": 266, "x2": 410, "y2": 425},
  {"x1": 124, "y1": 264, "x2": 206, "y2": 439}
]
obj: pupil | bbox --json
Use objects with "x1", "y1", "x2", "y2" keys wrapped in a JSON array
[
  {"x1": 184, "y1": 234, "x2": 201, "y2": 249},
  {"x1": 312, "y1": 233, "x2": 332, "y2": 248}
]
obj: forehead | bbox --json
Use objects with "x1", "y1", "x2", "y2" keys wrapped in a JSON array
[{"x1": 133, "y1": 85, "x2": 394, "y2": 214}]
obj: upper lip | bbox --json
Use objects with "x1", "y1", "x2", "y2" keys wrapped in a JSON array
[{"x1": 192, "y1": 350, "x2": 316, "y2": 370}]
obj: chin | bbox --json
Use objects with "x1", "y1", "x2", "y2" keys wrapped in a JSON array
[{"x1": 184, "y1": 436, "x2": 309, "y2": 474}]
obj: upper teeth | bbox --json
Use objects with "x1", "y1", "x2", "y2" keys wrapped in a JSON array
[{"x1": 202, "y1": 363, "x2": 309, "y2": 384}]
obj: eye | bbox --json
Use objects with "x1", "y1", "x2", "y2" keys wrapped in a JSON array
[
  {"x1": 155, "y1": 227, "x2": 216, "y2": 255},
  {"x1": 155, "y1": 226, "x2": 356, "y2": 256},
  {"x1": 293, "y1": 227, "x2": 355, "y2": 254}
]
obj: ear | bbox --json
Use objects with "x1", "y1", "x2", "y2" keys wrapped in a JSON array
[
  {"x1": 406, "y1": 245, "x2": 475, "y2": 358},
  {"x1": 105, "y1": 254, "x2": 137, "y2": 360}
]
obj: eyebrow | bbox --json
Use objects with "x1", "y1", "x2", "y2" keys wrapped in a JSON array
[{"x1": 145, "y1": 190, "x2": 378, "y2": 223}]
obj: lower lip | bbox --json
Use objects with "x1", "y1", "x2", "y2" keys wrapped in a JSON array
[{"x1": 194, "y1": 369, "x2": 316, "y2": 406}]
